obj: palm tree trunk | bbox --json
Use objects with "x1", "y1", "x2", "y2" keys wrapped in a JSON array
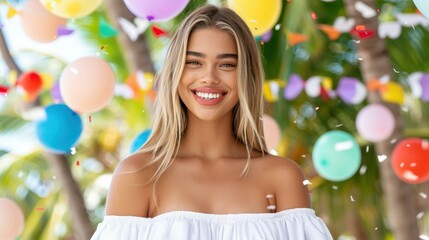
[
  {"x1": 44, "y1": 154, "x2": 94, "y2": 239},
  {"x1": 0, "y1": 30, "x2": 94, "y2": 239},
  {"x1": 104, "y1": 0, "x2": 155, "y2": 73},
  {"x1": 343, "y1": 0, "x2": 420, "y2": 239}
]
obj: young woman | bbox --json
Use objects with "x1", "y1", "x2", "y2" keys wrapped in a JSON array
[{"x1": 92, "y1": 4, "x2": 332, "y2": 240}]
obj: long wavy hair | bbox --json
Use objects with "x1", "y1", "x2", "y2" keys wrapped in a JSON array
[{"x1": 137, "y1": 4, "x2": 268, "y2": 202}]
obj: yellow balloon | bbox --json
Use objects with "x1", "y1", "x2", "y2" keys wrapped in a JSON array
[
  {"x1": 39, "y1": 0, "x2": 103, "y2": 19},
  {"x1": 227, "y1": 0, "x2": 282, "y2": 36}
]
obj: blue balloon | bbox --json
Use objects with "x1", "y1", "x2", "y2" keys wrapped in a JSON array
[
  {"x1": 414, "y1": 0, "x2": 429, "y2": 19},
  {"x1": 130, "y1": 129, "x2": 152, "y2": 153},
  {"x1": 312, "y1": 130, "x2": 361, "y2": 182},
  {"x1": 36, "y1": 104, "x2": 82, "y2": 153}
]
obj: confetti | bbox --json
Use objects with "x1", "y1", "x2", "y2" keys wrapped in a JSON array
[
  {"x1": 335, "y1": 124, "x2": 343, "y2": 128},
  {"x1": 354, "y1": 1, "x2": 377, "y2": 18},
  {"x1": 420, "y1": 235, "x2": 429, "y2": 240},
  {"x1": 151, "y1": 25, "x2": 168, "y2": 38},
  {"x1": 0, "y1": 86, "x2": 9, "y2": 95},
  {"x1": 76, "y1": 160, "x2": 80, "y2": 166},
  {"x1": 118, "y1": 17, "x2": 150, "y2": 41},
  {"x1": 89, "y1": 115, "x2": 92, "y2": 123},
  {"x1": 36, "y1": 207, "x2": 45, "y2": 211},
  {"x1": 377, "y1": 155, "x2": 387, "y2": 162},
  {"x1": 350, "y1": 195, "x2": 355, "y2": 202},
  {"x1": 417, "y1": 212, "x2": 425, "y2": 219},
  {"x1": 303, "y1": 180, "x2": 312, "y2": 185},
  {"x1": 311, "y1": 12, "x2": 317, "y2": 21},
  {"x1": 332, "y1": 185, "x2": 338, "y2": 190},
  {"x1": 70, "y1": 147, "x2": 76, "y2": 155},
  {"x1": 267, "y1": 205, "x2": 276, "y2": 210},
  {"x1": 366, "y1": 145, "x2": 369, "y2": 152},
  {"x1": 301, "y1": 154, "x2": 306, "y2": 158},
  {"x1": 419, "y1": 192, "x2": 427, "y2": 199},
  {"x1": 57, "y1": 26, "x2": 74, "y2": 36},
  {"x1": 359, "y1": 165, "x2": 367, "y2": 175},
  {"x1": 390, "y1": 138, "x2": 397, "y2": 144},
  {"x1": 266, "y1": 194, "x2": 274, "y2": 198}
]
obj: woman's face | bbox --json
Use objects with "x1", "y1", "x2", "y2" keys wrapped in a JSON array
[{"x1": 178, "y1": 27, "x2": 239, "y2": 122}]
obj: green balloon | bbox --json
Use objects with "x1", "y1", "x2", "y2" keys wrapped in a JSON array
[{"x1": 312, "y1": 130, "x2": 361, "y2": 182}]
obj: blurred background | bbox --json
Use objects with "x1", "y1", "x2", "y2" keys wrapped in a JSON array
[{"x1": 0, "y1": 0, "x2": 428, "y2": 239}]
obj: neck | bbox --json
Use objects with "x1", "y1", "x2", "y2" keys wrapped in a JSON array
[{"x1": 178, "y1": 111, "x2": 246, "y2": 161}]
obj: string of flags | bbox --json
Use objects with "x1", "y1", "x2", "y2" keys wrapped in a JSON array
[{"x1": 263, "y1": 72, "x2": 429, "y2": 105}]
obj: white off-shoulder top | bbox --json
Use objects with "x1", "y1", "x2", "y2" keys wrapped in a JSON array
[{"x1": 91, "y1": 208, "x2": 332, "y2": 240}]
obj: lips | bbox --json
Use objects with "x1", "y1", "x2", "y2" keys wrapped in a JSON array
[{"x1": 191, "y1": 87, "x2": 228, "y2": 106}]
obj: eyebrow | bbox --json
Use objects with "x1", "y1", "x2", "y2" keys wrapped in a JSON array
[{"x1": 186, "y1": 51, "x2": 238, "y2": 59}]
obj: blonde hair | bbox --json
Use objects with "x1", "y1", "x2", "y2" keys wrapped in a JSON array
[{"x1": 137, "y1": 4, "x2": 268, "y2": 207}]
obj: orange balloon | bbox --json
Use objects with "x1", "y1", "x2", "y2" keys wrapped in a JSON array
[
  {"x1": 19, "y1": 0, "x2": 67, "y2": 42},
  {"x1": 60, "y1": 57, "x2": 116, "y2": 113},
  {"x1": 0, "y1": 198, "x2": 25, "y2": 240},
  {"x1": 262, "y1": 114, "x2": 281, "y2": 150}
]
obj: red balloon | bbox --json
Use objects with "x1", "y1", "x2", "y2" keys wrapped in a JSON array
[
  {"x1": 17, "y1": 71, "x2": 43, "y2": 95},
  {"x1": 391, "y1": 138, "x2": 429, "y2": 184}
]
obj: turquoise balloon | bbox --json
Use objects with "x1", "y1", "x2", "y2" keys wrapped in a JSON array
[
  {"x1": 36, "y1": 104, "x2": 83, "y2": 153},
  {"x1": 414, "y1": 0, "x2": 429, "y2": 19},
  {"x1": 312, "y1": 130, "x2": 361, "y2": 182}
]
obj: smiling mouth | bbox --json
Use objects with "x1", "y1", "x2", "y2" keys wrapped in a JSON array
[{"x1": 191, "y1": 90, "x2": 227, "y2": 100}]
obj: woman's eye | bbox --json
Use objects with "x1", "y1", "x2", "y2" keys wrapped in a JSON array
[
  {"x1": 220, "y1": 63, "x2": 236, "y2": 68},
  {"x1": 186, "y1": 60, "x2": 200, "y2": 65}
]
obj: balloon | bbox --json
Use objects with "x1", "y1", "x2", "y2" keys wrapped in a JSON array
[
  {"x1": 312, "y1": 130, "x2": 361, "y2": 181},
  {"x1": 227, "y1": 0, "x2": 282, "y2": 36},
  {"x1": 124, "y1": 0, "x2": 189, "y2": 22},
  {"x1": 392, "y1": 138, "x2": 429, "y2": 184},
  {"x1": 0, "y1": 198, "x2": 25, "y2": 240},
  {"x1": 262, "y1": 114, "x2": 281, "y2": 150},
  {"x1": 36, "y1": 104, "x2": 82, "y2": 153},
  {"x1": 355, "y1": 104, "x2": 395, "y2": 142},
  {"x1": 16, "y1": 71, "x2": 43, "y2": 95},
  {"x1": 130, "y1": 129, "x2": 152, "y2": 153},
  {"x1": 39, "y1": 0, "x2": 102, "y2": 19},
  {"x1": 20, "y1": 0, "x2": 67, "y2": 42},
  {"x1": 414, "y1": 0, "x2": 429, "y2": 20},
  {"x1": 60, "y1": 57, "x2": 115, "y2": 113}
]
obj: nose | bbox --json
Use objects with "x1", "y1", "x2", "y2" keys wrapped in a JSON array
[{"x1": 200, "y1": 66, "x2": 220, "y2": 85}]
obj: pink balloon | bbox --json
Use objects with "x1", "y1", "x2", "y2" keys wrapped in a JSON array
[
  {"x1": 262, "y1": 114, "x2": 281, "y2": 150},
  {"x1": 356, "y1": 104, "x2": 395, "y2": 142},
  {"x1": 60, "y1": 57, "x2": 115, "y2": 113},
  {"x1": 0, "y1": 198, "x2": 25, "y2": 240},
  {"x1": 19, "y1": 0, "x2": 67, "y2": 42},
  {"x1": 124, "y1": 0, "x2": 189, "y2": 22}
]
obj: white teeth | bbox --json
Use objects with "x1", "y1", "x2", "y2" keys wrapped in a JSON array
[{"x1": 195, "y1": 91, "x2": 222, "y2": 99}]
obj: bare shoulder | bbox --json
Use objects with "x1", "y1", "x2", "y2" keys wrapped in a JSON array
[
  {"x1": 262, "y1": 154, "x2": 311, "y2": 211},
  {"x1": 105, "y1": 152, "x2": 156, "y2": 217}
]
